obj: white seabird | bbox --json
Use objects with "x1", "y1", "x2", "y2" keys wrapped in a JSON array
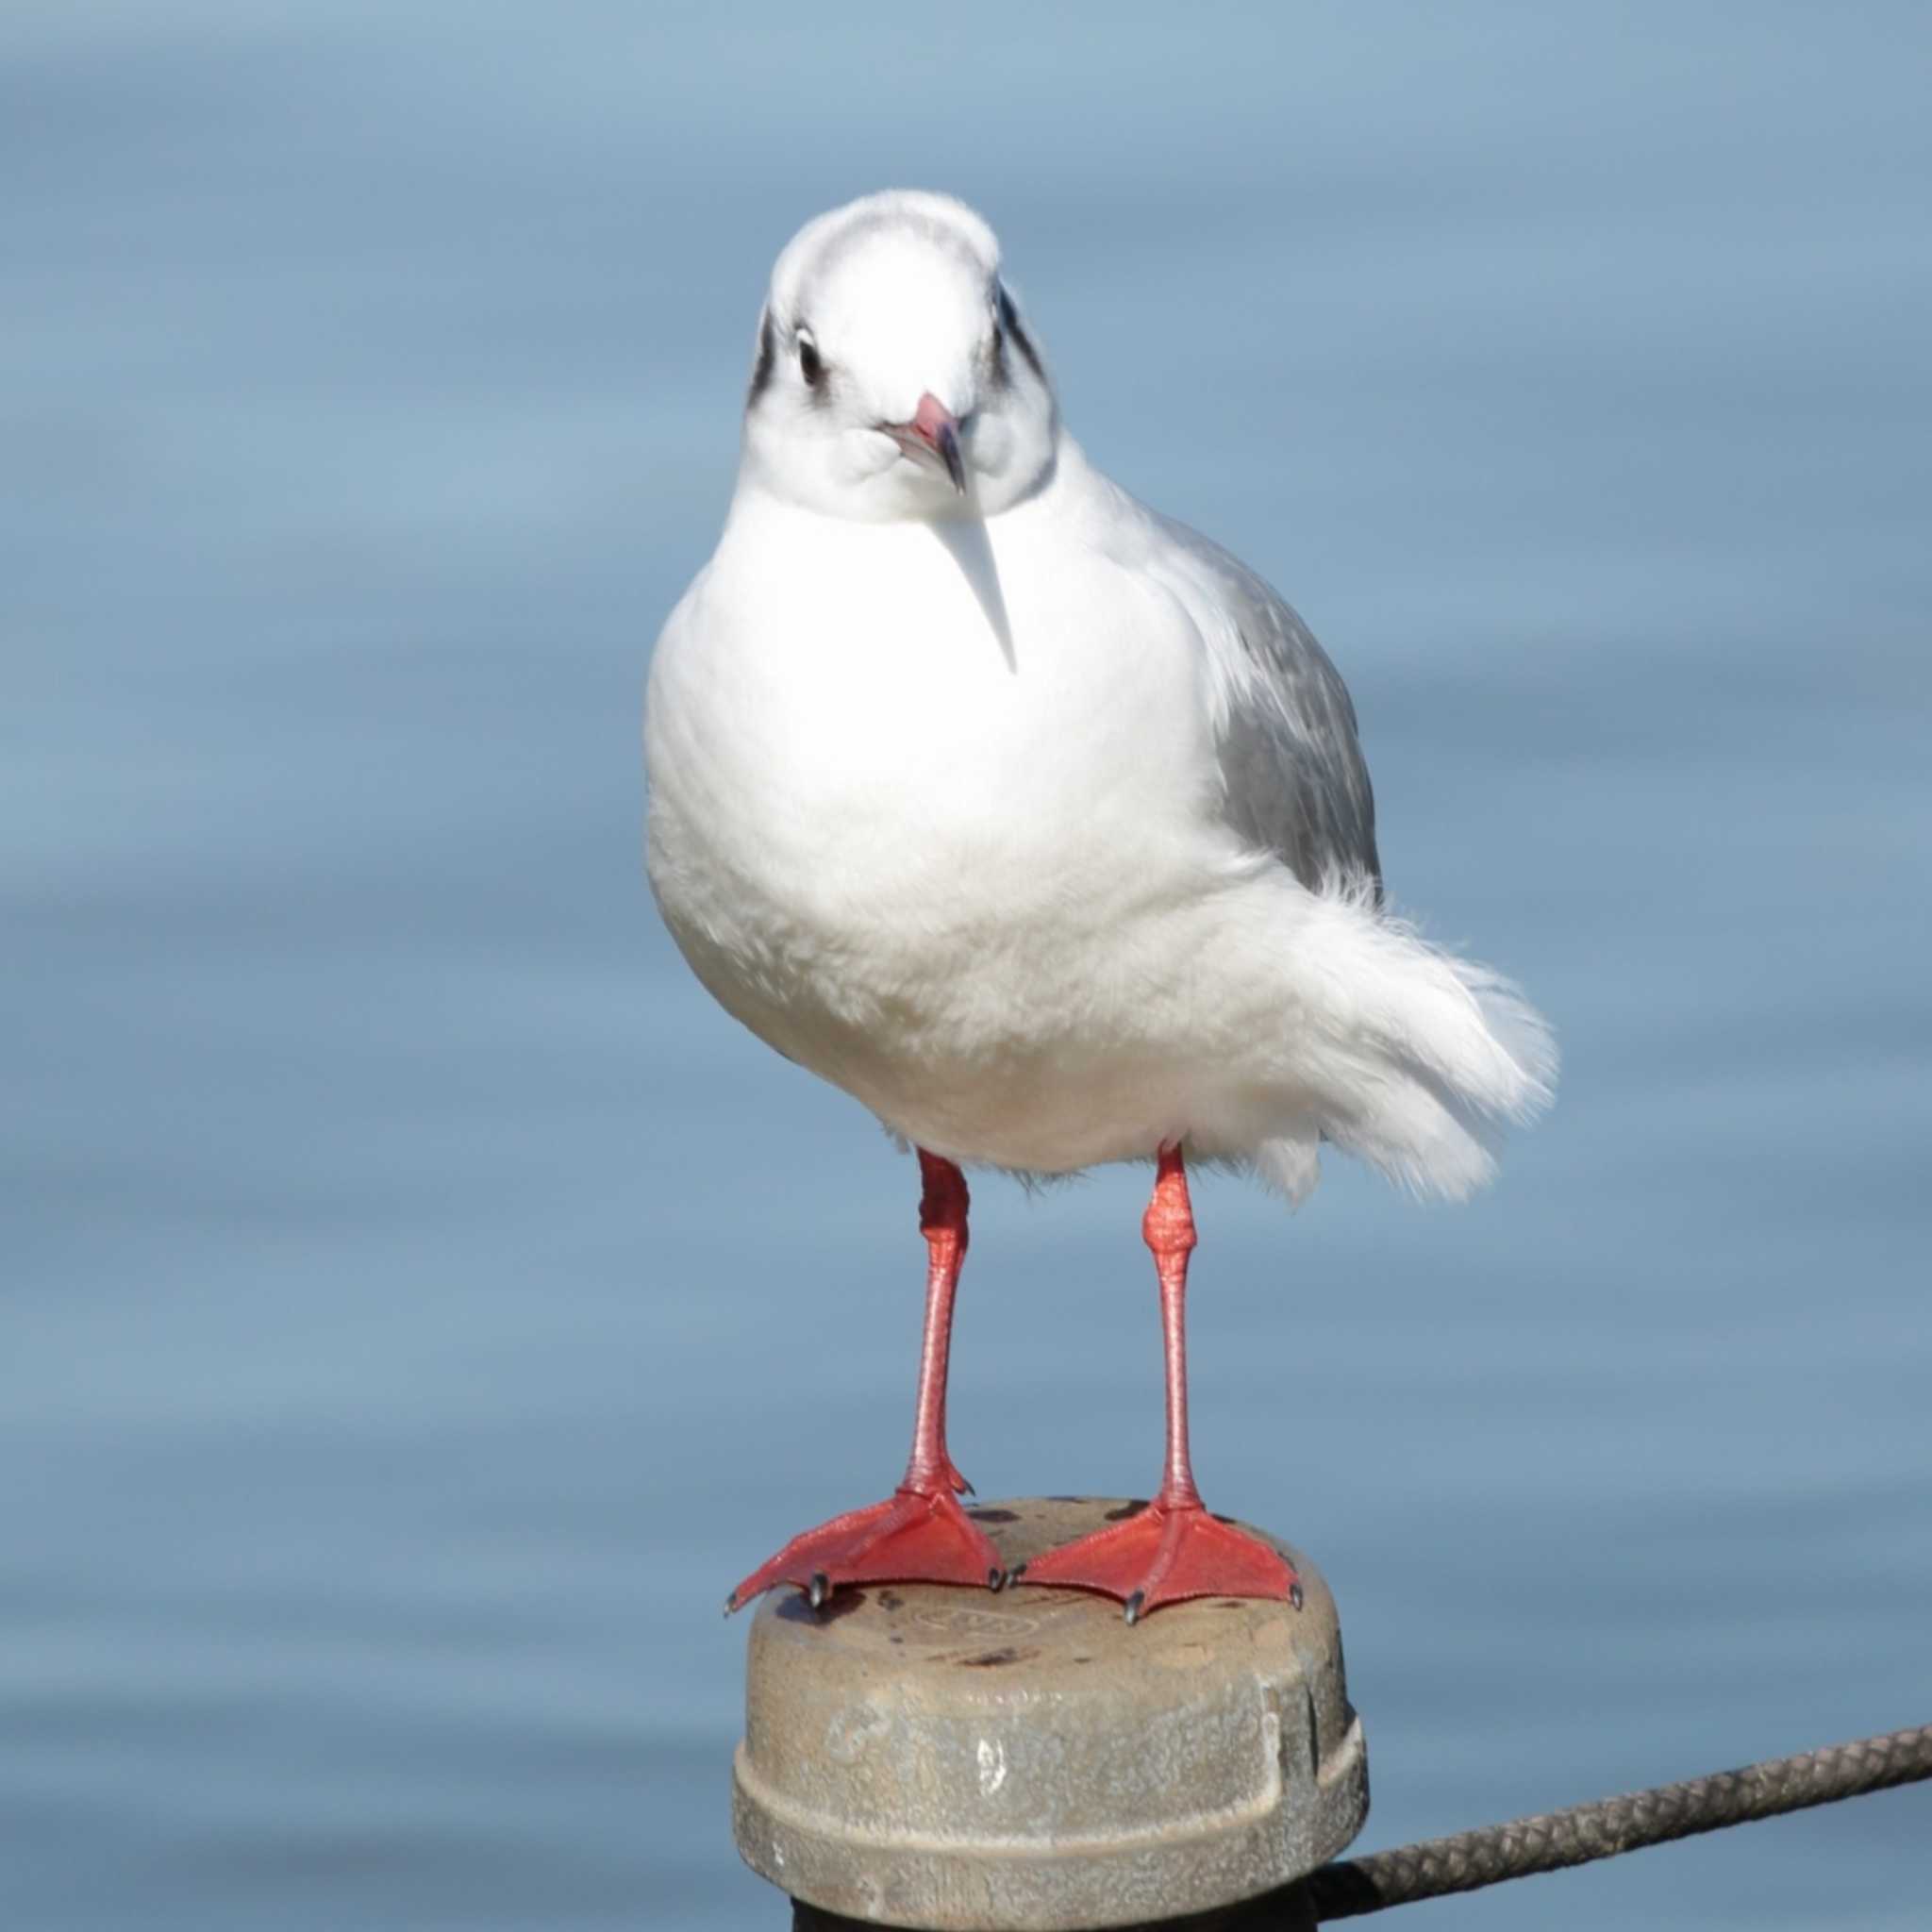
[{"x1": 645, "y1": 191, "x2": 1555, "y2": 1621}]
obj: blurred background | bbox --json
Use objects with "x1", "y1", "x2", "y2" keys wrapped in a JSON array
[{"x1": 5, "y1": 4, "x2": 1929, "y2": 1927}]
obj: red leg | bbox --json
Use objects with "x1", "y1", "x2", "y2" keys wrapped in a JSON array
[
  {"x1": 1021, "y1": 1144, "x2": 1302, "y2": 1623},
  {"x1": 725, "y1": 1151, "x2": 1003, "y2": 1613}
]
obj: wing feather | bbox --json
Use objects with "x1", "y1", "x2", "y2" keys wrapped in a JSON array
[{"x1": 1144, "y1": 510, "x2": 1381, "y2": 895}]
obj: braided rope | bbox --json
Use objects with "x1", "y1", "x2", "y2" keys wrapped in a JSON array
[{"x1": 1302, "y1": 1722, "x2": 1932, "y2": 1921}]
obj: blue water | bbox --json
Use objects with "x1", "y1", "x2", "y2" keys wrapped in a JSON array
[{"x1": 6, "y1": 6, "x2": 1929, "y2": 1927}]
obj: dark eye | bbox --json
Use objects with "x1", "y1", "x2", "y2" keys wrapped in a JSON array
[{"x1": 796, "y1": 329, "x2": 824, "y2": 389}]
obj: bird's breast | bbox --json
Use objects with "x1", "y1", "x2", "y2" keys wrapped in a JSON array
[
  {"x1": 645, "y1": 499, "x2": 1223, "y2": 1064},
  {"x1": 658, "y1": 507, "x2": 1205, "y2": 902}
]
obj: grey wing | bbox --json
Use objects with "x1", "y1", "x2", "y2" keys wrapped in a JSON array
[{"x1": 1155, "y1": 513, "x2": 1381, "y2": 897}]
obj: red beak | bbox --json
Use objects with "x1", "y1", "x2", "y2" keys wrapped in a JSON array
[{"x1": 887, "y1": 392, "x2": 967, "y2": 492}]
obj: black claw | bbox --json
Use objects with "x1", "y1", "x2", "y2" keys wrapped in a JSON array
[
  {"x1": 1124, "y1": 1590, "x2": 1145, "y2": 1625},
  {"x1": 958, "y1": 1476, "x2": 975, "y2": 1497},
  {"x1": 1008, "y1": 1561, "x2": 1028, "y2": 1585},
  {"x1": 808, "y1": 1572, "x2": 829, "y2": 1610},
  {"x1": 987, "y1": 1566, "x2": 1006, "y2": 1592},
  {"x1": 723, "y1": 1593, "x2": 740, "y2": 1617},
  {"x1": 1290, "y1": 1582, "x2": 1305, "y2": 1611}
]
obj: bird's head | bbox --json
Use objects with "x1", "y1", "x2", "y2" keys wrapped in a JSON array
[{"x1": 740, "y1": 191, "x2": 1058, "y2": 522}]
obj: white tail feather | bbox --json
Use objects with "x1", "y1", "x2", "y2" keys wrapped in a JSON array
[{"x1": 1254, "y1": 878, "x2": 1557, "y2": 1205}]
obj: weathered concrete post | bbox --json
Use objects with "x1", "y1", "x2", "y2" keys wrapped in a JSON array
[{"x1": 733, "y1": 1495, "x2": 1366, "y2": 1930}]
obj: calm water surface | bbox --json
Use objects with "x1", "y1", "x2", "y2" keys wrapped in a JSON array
[{"x1": 5, "y1": 7, "x2": 1929, "y2": 1927}]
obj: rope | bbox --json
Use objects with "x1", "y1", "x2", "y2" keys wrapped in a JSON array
[{"x1": 1302, "y1": 1721, "x2": 1932, "y2": 1921}]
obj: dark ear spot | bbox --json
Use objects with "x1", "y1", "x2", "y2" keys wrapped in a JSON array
[
  {"x1": 746, "y1": 309, "x2": 776, "y2": 408},
  {"x1": 996, "y1": 284, "x2": 1044, "y2": 383}
]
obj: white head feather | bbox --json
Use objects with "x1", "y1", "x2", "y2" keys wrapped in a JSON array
[{"x1": 740, "y1": 191, "x2": 1058, "y2": 522}]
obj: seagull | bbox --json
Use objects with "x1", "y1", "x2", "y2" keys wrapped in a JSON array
[{"x1": 645, "y1": 191, "x2": 1555, "y2": 1622}]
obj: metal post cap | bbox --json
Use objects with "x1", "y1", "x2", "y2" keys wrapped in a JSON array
[{"x1": 732, "y1": 1495, "x2": 1368, "y2": 1930}]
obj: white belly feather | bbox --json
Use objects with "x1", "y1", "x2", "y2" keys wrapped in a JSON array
[
  {"x1": 646, "y1": 489, "x2": 1247, "y2": 1165},
  {"x1": 646, "y1": 477, "x2": 1554, "y2": 1198}
]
